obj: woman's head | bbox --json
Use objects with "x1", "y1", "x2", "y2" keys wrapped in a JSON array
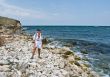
[
  {"x1": 37, "y1": 29, "x2": 41, "y2": 38},
  {"x1": 37, "y1": 29, "x2": 41, "y2": 32}
]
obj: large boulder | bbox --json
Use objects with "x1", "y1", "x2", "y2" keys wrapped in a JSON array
[{"x1": 0, "y1": 16, "x2": 21, "y2": 35}]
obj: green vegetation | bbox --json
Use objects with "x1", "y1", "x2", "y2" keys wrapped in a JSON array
[{"x1": 64, "y1": 51, "x2": 74, "y2": 55}]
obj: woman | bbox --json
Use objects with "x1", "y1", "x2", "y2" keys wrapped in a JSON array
[{"x1": 31, "y1": 29, "x2": 43, "y2": 59}]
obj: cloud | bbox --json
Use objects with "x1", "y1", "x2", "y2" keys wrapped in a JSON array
[
  {"x1": 0, "y1": 0, "x2": 46, "y2": 20},
  {"x1": 0, "y1": 0, "x2": 65, "y2": 25},
  {"x1": 0, "y1": 0, "x2": 70, "y2": 25}
]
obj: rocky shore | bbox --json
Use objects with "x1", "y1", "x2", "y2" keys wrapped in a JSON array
[
  {"x1": 0, "y1": 16, "x2": 100, "y2": 77},
  {"x1": 0, "y1": 35, "x2": 100, "y2": 77}
]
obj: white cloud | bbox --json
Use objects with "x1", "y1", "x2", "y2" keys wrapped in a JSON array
[
  {"x1": 0, "y1": 0, "x2": 68, "y2": 25},
  {"x1": 0, "y1": 0, "x2": 46, "y2": 20}
]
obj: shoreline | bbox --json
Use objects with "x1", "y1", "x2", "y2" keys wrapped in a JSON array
[{"x1": 0, "y1": 34, "x2": 100, "y2": 77}]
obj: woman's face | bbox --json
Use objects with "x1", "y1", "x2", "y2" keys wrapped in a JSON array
[{"x1": 37, "y1": 31, "x2": 41, "y2": 37}]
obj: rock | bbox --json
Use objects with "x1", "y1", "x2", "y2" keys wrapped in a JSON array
[
  {"x1": 74, "y1": 61, "x2": 81, "y2": 66},
  {"x1": 59, "y1": 61, "x2": 65, "y2": 69},
  {"x1": 28, "y1": 72, "x2": 36, "y2": 77},
  {"x1": 0, "y1": 72, "x2": 7, "y2": 77},
  {"x1": 89, "y1": 71, "x2": 100, "y2": 77},
  {"x1": 0, "y1": 16, "x2": 21, "y2": 34},
  {"x1": 16, "y1": 70, "x2": 22, "y2": 77},
  {"x1": 58, "y1": 47, "x2": 72, "y2": 54},
  {"x1": 0, "y1": 36, "x2": 5, "y2": 46},
  {"x1": 28, "y1": 63, "x2": 37, "y2": 68},
  {"x1": 42, "y1": 38, "x2": 49, "y2": 44},
  {"x1": 75, "y1": 55, "x2": 81, "y2": 60},
  {"x1": 82, "y1": 72, "x2": 88, "y2": 77},
  {"x1": 62, "y1": 55, "x2": 69, "y2": 59},
  {"x1": 41, "y1": 75, "x2": 48, "y2": 77},
  {"x1": 50, "y1": 47, "x2": 72, "y2": 54},
  {"x1": 53, "y1": 69, "x2": 61, "y2": 76},
  {"x1": 60, "y1": 69, "x2": 69, "y2": 77},
  {"x1": 81, "y1": 50, "x2": 88, "y2": 54},
  {"x1": 0, "y1": 60, "x2": 9, "y2": 65},
  {"x1": 0, "y1": 65, "x2": 10, "y2": 72},
  {"x1": 67, "y1": 55, "x2": 75, "y2": 61}
]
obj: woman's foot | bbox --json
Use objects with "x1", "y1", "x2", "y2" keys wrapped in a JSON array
[
  {"x1": 38, "y1": 56, "x2": 42, "y2": 59},
  {"x1": 30, "y1": 56, "x2": 33, "y2": 59}
]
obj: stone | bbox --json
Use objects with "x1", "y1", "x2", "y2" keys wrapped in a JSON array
[
  {"x1": 60, "y1": 69, "x2": 69, "y2": 77},
  {"x1": 40, "y1": 75, "x2": 47, "y2": 77},
  {"x1": 53, "y1": 70, "x2": 61, "y2": 76},
  {"x1": 67, "y1": 55, "x2": 75, "y2": 61},
  {"x1": 59, "y1": 61, "x2": 65, "y2": 69},
  {"x1": 16, "y1": 70, "x2": 22, "y2": 77},
  {"x1": 0, "y1": 60, "x2": 9, "y2": 65},
  {"x1": 0, "y1": 65, "x2": 10, "y2": 72}
]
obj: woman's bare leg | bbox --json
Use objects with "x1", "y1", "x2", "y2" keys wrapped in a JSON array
[
  {"x1": 31, "y1": 43, "x2": 36, "y2": 59},
  {"x1": 38, "y1": 48, "x2": 41, "y2": 58}
]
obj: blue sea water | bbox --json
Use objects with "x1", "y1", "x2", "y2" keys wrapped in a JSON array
[
  {"x1": 23, "y1": 26, "x2": 110, "y2": 44},
  {"x1": 23, "y1": 26, "x2": 110, "y2": 77}
]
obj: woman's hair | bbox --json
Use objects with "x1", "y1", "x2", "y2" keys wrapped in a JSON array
[{"x1": 37, "y1": 29, "x2": 41, "y2": 31}]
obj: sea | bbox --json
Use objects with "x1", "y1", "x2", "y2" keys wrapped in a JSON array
[{"x1": 23, "y1": 26, "x2": 110, "y2": 77}]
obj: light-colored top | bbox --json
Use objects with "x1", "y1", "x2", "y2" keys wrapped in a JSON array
[{"x1": 33, "y1": 32, "x2": 42, "y2": 42}]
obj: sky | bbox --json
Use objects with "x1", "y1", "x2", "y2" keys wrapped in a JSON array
[{"x1": 0, "y1": 0, "x2": 110, "y2": 26}]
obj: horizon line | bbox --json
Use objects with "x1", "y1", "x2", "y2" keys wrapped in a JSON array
[{"x1": 22, "y1": 25, "x2": 110, "y2": 26}]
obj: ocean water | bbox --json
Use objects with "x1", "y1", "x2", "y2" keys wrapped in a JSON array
[{"x1": 23, "y1": 26, "x2": 110, "y2": 77}]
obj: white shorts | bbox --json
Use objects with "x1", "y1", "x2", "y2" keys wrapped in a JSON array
[{"x1": 35, "y1": 41, "x2": 42, "y2": 49}]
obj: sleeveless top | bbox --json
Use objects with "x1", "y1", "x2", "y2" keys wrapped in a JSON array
[{"x1": 33, "y1": 32, "x2": 42, "y2": 42}]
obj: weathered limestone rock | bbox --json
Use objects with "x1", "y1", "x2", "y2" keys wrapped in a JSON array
[
  {"x1": 0, "y1": 16, "x2": 21, "y2": 35},
  {"x1": 0, "y1": 60, "x2": 9, "y2": 65},
  {"x1": 0, "y1": 65, "x2": 10, "y2": 72},
  {"x1": 59, "y1": 61, "x2": 65, "y2": 69},
  {"x1": 60, "y1": 69, "x2": 69, "y2": 77},
  {"x1": 49, "y1": 47, "x2": 72, "y2": 54}
]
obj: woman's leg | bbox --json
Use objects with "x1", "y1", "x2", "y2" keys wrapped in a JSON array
[
  {"x1": 31, "y1": 42, "x2": 36, "y2": 59},
  {"x1": 38, "y1": 48, "x2": 41, "y2": 58}
]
